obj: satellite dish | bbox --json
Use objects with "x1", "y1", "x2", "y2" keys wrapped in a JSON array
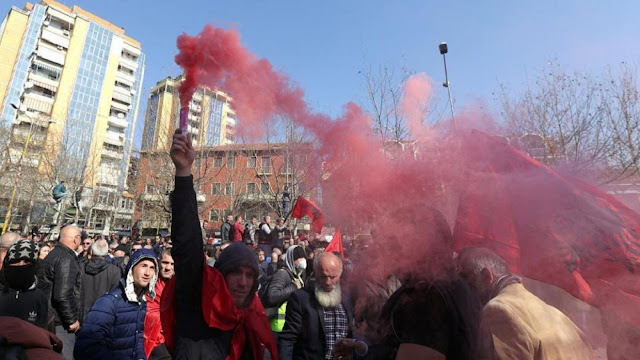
[{"x1": 117, "y1": 113, "x2": 125, "y2": 119}]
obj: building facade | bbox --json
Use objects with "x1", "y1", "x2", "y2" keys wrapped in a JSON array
[
  {"x1": 134, "y1": 143, "x2": 316, "y2": 236},
  {"x1": 0, "y1": 0, "x2": 144, "y2": 234},
  {"x1": 141, "y1": 75, "x2": 236, "y2": 151}
]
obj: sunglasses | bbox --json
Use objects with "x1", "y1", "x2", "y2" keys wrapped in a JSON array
[{"x1": 83, "y1": 242, "x2": 91, "y2": 246}]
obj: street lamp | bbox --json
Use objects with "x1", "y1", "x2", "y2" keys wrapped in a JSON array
[
  {"x1": 439, "y1": 42, "x2": 456, "y2": 127},
  {"x1": 2, "y1": 104, "x2": 53, "y2": 234}
]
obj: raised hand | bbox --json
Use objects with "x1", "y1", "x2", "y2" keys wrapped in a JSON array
[{"x1": 170, "y1": 129, "x2": 195, "y2": 176}]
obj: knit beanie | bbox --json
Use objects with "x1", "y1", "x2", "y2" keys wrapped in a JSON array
[
  {"x1": 292, "y1": 246, "x2": 306, "y2": 261},
  {"x1": 4, "y1": 239, "x2": 39, "y2": 266}
]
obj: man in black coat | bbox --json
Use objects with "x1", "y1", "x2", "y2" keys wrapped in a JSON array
[
  {"x1": 279, "y1": 252, "x2": 353, "y2": 360},
  {"x1": 37, "y1": 224, "x2": 84, "y2": 359},
  {"x1": 81, "y1": 238, "x2": 121, "y2": 319}
]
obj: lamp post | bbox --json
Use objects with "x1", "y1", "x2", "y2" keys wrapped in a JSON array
[
  {"x1": 439, "y1": 42, "x2": 456, "y2": 128},
  {"x1": 2, "y1": 104, "x2": 51, "y2": 234}
]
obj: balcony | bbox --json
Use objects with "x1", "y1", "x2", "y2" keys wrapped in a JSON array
[
  {"x1": 101, "y1": 148, "x2": 123, "y2": 160},
  {"x1": 41, "y1": 27, "x2": 70, "y2": 49},
  {"x1": 97, "y1": 172, "x2": 118, "y2": 187},
  {"x1": 115, "y1": 71, "x2": 135, "y2": 87},
  {"x1": 110, "y1": 100, "x2": 129, "y2": 113},
  {"x1": 142, "y1": 193, "x2": 162, "y2": 202},
  {"x1": 22, "y1": 95, "x2": 53, "y2": 114},
  {"x1": 36, "y1": 44, "x2": 66, "y2": 66},
  {"x1": 226, "y1": 117, "x2": 236, "y2": 126},
  {"x1": 28, "y1": 72, "x2": 59, "y2": 91},
  {"x1": 119, "y1": 56, "x2": 138, "y2": 71},
  {"x1": 46, "y1": 7, "x2": 74, "y2": 27},
  {"x1": 112, "y1": 91, "x2": 132, "y2": 105},
  {"x1": 122, "y1": 42, "x2": 142, "y2": 57},
  {"x1": 108, "y1": 116, "x2": 128, "y2": 129},
  {"x1": 104, "y1": 131, "x2": 125, "y2": 147}
]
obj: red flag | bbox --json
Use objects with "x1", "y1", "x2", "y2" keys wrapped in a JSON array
[
  {"x1": 291, "y1": 196, "x2": 324, "y2": 233},
  {"x1": 325, "y1": 228, "x2": 344, "y2": 258},
  {"x1": 453, "y1": 130, "x2": 640, "y2": 328}
]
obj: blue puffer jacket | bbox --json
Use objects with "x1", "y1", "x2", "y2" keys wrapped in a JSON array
[{"x1": 74, "y1": 249, "x2": 158, "y2": 360}]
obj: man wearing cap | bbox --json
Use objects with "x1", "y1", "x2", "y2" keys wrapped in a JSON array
[
  {"x1": 0, "y1": 232, "x2": 21, "y2": 271},
  {"x1": 162, "y1": 130, "x2": 277, "y2": 359},
  {"x1": 37, "y1": 224, "x2": 84, "y2": 359},
  {"x1": 0, "y1": 239, "x2": 49, "y2": 329},
  {"x1": 75, "y1": 248, "x2": 158, "y2": 360}
]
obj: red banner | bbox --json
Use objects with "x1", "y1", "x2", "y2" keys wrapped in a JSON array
[{"x1": 291, "y1": 196, "x2": 325, "y2": 233}]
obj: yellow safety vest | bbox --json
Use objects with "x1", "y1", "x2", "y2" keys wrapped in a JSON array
[{"x1": 270, "y1": 301, "x2": 288, "y2": 332}]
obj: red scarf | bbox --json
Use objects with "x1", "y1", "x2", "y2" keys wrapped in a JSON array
[{"x1": 161, "y1": 262, "x2": 278, "y2": 360}]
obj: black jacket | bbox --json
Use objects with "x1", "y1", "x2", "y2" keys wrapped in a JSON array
[
  {"x1": 81, "y1": 257, "x2": 121, "y2": 319},
  {"x1": 279, "y1": 285, "x2": 353, "y2": 360},
  {"x1": 172, "y1": 175, "x2": 252, "y2": 360},
  {"x1": 263, "y1": 268, "x2": 297, "y2": 309},
  {"x1": 220, "y1": 222, "x2": 232, "y2": 242},
  {"x1": 36, "y1": 243, "x2": 84, "y2": 328},
  {"x1": 0, "y1": 275, "x2": 48, "y2": 329}
]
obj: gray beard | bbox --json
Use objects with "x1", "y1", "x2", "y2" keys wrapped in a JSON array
[{"x1": 315, "y1": 284, "x2": 342, "y2": 308}]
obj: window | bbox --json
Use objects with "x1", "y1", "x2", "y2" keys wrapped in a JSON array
[
  {"x1": 261, "y1": 182, "x2": 270, "y2": 194},
  {"x1": 225, "y1": 182, "x2": 234, "y2": 196},
  {"x1": 211, "y1": 183, "x2": 221, "y2": 195},
  {"x1": 247, "y1": 156, "x2": 257, "y2": 168},
  {"x1": 209, "y1": 209, "x2": 219, "y2": 222},
  {"x1": 227, "y1": 155, "x2": 235, "y2": 169},
  {"x1": 261, "y1": 156, "x2": 271, "y2": 173},
  {"x1": 213, "y1": 156, "x2": 222, "y2": 168},
  {"x1": 247, "y1": 183, "x2": 257, "y2": 194}
]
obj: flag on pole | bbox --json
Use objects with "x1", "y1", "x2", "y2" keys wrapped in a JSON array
[
  {"x1": 290, "y1": 195, "x2": 324, "y2": 233},
  {"x1": 325, "y1": 227, "x2": 344, "y2": 258}
]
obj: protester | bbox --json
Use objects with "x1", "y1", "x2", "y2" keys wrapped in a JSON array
[
  {"x1": 457, "y1": 247, "x2": 594, "y2": 360},
  {"x1": 81, "y1": 239, "x2": 121, "y2": 320},
  {"x1": 375, "y1": 207, "x2": 481, "y2": 360},
  {"x1": 0, "y1": 232, "x2": 21, "y2": 270},
  {"x1": 38, "y1": 244, "x2": 51, "y2": 260},
  {"x1": 37, "y1": 225, "x2": 84, "y2": 359},
  {"x1": 144, "y1": 249, "x2": 174, "y2": 359},
  {"x1": 161, "y1": 130, "x2": 277, "y2": 359},
  {"x1": 264, "y1": 245, "x2": 307, "y2": 339},
  {"x1": 258, "y1": 215, "x2": 273, "y2": 255},
  {"x1": 0, "y1": 240, "x2": 48, "y2": 329},
  {"x1": 203, "y1": 244, "x2": 217, "y2": 267},
  {"x1": 75, "y1": 249, "x2": 158, "y2": 360},
  {"x1": 229, "y1": 215, "x2": 244, "y2": 242},
  {"x1": 279, "y1": 252, "x2": 353, "y2": 359},
  {"x1": 221, "y1": 215, "x2": 233, "y2": 242},
  {"x1": 244, "y1": 216, "x2": 258, "y2": 245}
]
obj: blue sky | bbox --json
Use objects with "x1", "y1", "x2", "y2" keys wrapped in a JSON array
[{"x1": 50, "y1": 0, "x2": 640, "y2": 148}]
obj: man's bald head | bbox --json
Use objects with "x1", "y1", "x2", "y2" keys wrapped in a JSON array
[
  {"x1": 60, "y1": 225, "x2": 82, "y2": 251},
  {"x1": 0, "y1": 232, "x2": 21, "y2": 269},
  {"x1": 315, "y1": 252, "x2": 343, "y2": 293}
]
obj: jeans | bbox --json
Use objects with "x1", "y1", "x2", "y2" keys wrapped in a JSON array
[{"x1": 55, "y1": 325, "x2": 76, "y2": 359}]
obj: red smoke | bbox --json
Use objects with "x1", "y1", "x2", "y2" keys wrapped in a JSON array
[{"x1": 174, "y1": 26, "x2": 640, "y2": 337}]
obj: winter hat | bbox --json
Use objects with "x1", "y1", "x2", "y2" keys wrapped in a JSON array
[
  {"x1": 292, "y1": 246, "x2": 306, "y2": 261},
  {"x1": 4, "y1": 239, "x2": 39, "y2": 266},
  {"x1": 215, "y1": 243, "x2": 259, "y2": 279}
]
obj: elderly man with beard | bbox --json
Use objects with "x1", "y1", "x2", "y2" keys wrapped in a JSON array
[
  {"x1": 279, "y1": 252, "x2": 353, "y2": 360},
  {"x1": 457, "y1": 247, "x2": 594, "y2": 360},
  {"x1": 160, "y1": 130, "x2": 277, "y2": 360}
]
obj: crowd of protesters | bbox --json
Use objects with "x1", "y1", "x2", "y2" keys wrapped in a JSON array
[{"x1": 0, "y1": 128, "x2": 621, "y2": 360}]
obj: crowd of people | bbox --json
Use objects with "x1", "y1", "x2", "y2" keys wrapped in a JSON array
[{"x1": 0, "y1": 129, "x2": 613, "y2": 360}]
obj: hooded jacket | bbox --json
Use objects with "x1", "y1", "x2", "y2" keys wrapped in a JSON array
[
  {"x1": 74, "y1": 249, "x2": 158, "y2": 360},
  {"x1": 81, "y1": 256, "x2": 121, "y2": 319},
  {"x1": 163, "y1": 175, "x2": 277, "y2": 360},
  {"x1": 0, "y1": 272, "x2": 48, "y2": 329},
  {"x1": 263, "y1": 245, "x2": 305, "y2": 309}
]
